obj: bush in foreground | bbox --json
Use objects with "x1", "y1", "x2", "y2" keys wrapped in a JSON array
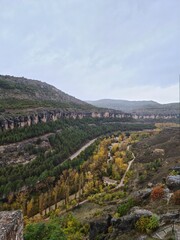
[
  {"x1": 151, "y1": 185, "x2": 164, "y2": 201},
  {"x1": 24, "y1": 213, "x2": 89, "y2": 240},
  {"x1": 117, "y1": 198, "x2": 134, "y2": 216},
  {"x1": 135, "y1": 215, "x2": 159, "y2": 233},
  {"x1": 172, "y1": 190, "x2": 180, "y2": 205}
]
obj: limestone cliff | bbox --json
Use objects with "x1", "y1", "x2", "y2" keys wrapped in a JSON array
[
  {"x1": 0, "y1": 211, "x2": 23, "y2": 240},
  {"x1": 0, "y1": 109, "x2": 132, "y2": 132}
]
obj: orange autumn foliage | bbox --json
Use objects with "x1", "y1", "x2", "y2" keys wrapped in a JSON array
[
  {"x1": 172, "y1": 190, "x2": 180, "y2": 205},
  {"x1": 151, "y1": 185, "x2": 164, "y2": 201}
]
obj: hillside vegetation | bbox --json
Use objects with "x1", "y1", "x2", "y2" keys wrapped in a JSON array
[
  {"x1": 0, "y1": 75, "x2": 94, "y2": 112},
  {"x1": 0, "y1": 117, "x2": 153, "y2": 217}
]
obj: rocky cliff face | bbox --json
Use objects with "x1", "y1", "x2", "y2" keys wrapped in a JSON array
[
  {"x1": 0, "y1": 211, "x2": 23, "y2": 240},
  {"x1": 166, "y1": 175, "x2": 180, "y2": 190},
  {"x1": 89, "y1": 208, "x2": 180, "y2": 240},
  {"x1": 0, "y1": 110, "x2": 132, "y2": 132},
  {"x1": 132, "y1": 113, "x2": 179, "y2": 120},
  {"x1": 1, "y1": 108, "x2": 178, "y2": 133}
]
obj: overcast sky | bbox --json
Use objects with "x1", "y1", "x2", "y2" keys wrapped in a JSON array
[{"x1": 0, "y1": 0, "x2": 179, "y2": 103}]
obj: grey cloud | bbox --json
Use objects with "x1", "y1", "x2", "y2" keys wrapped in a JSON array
[{"x1": 0, "y1": 0, "x2": 179, "y2": 103}]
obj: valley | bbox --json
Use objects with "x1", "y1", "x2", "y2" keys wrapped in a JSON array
[
  {"x1": 22, "y1": 127, "x2": 180, "y2": 240},
  {"x1": 0, "y1": 76, "x2": 179, "y2": 240},
  {"x1": 1, "y1": 1, "x2": 180, "y2": 239}
]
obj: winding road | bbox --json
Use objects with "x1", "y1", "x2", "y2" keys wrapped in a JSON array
[{"x1": 70, "y1": 138, "x2": 97, "y2": 160}]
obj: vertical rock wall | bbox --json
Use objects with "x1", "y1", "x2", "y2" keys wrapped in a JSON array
[
  {"x1": 0, "y1": 211, "x2": 23, "y2": 240},
  {"x1": 0, "y1": 110, "x2": 132, "y2": 132}
]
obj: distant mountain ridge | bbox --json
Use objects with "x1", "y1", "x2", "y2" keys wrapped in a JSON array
[{"x1": 87, "y1": 99, "x2": 179, "y2": 115}]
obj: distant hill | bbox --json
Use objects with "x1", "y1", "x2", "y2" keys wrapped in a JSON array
[
  {"x1": 0, "y1": 75, "x2": 94, "y2": 113},
  {"x1": 87, "y1": 99, "x2": 179, "y2": 115}
]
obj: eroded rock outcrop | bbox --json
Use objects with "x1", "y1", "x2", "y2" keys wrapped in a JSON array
[
  {"x1": 131, "y1": 189, "x2": 152, "y2": 202},
  {"x1": 0, "y1": 110, "x2": 132, "y2": 132},
  {"x1": 111, "y1": 207, "x2": 153, "y2": 232},
  {"x1": 0, "y1": 210, "x2": 23, "y2": 240},
  {"x1": 132, "y1": 113, "x2": 179, "y2": 120},
  {"x1": 166, "y1": 175, "x2": 180, "y2": 190},
  {"x1": 89, "y1": 215, "x2": 112, "y2": 240},
  {"x1": 89, "y1": 208, "x2": 154, "y2": 240},
  {"x1": 160, "y1": 211, "x2": 180, "y2": 224}
]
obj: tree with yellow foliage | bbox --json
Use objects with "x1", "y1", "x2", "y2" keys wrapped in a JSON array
[{"x1": 26, "y1": 198, "x2": 34, "y2": 218}]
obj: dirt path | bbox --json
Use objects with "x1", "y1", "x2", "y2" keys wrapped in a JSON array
[
  {"x1": 104, "y1": 143, "x2": 136, "y2": 187},
  {"x1": 115, "y1": 146, "x2": 135, "y2": 188},
  {"x1": 0, "y1": 132, "x2": 55, "y2": 149},
  {"x1": 0, "y1": 131, "x2": 56, "y2": 165}
]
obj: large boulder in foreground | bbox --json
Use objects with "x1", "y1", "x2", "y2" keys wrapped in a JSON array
[
  {"x1": 166, "y1": 175, "x2": 180, "y2": 190},
  {"x1": 160, "y1": 211, "x2": 180, "y2": 224},
  {"x1": 0, "y1": 210, "x2": 23, "y2": 240},
  {"x1": 89, "y1": 215, "x2": 112, "y2": 240},
  {"x1": 132, "y1": 189, "x2": 151, "y2": 202},
  {"x1": 111, "y1": 207, "x2": 153, "y2": 232}
]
